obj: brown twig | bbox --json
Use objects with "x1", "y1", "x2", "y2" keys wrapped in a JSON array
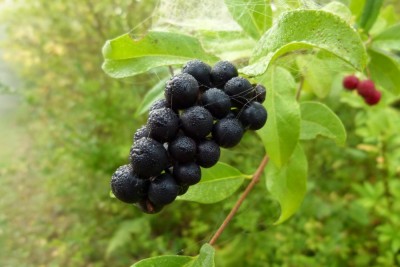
[{"x1": 209, "y1": 155, "x2": 270, "y2": 246}]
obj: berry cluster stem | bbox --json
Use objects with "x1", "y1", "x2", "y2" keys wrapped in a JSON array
[{"x1": 209, "y1": 155, "x2": 270, "y2": 246}]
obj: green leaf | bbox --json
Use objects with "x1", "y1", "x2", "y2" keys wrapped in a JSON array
[
  {"x1": 372, "y1": 23, "x2": 400, "y2": 51},
  {"x1": 185, "y1": 244, "x2": 215, "y2": 267},
  {"x1": 296, "y1": 55, "x2": 332, "y2": 98},
  {"x1": 300, "y1": 101, "x2": 346, "y2": 144},
  {"x1": 224, "y1": 0, "x2": 272, "y2": 40},
  {"x1": 368, "y1": 48, "x2": 400, "y2": 95},
  {"x1": 178, "y1": 162, "x2": 250, "y2": 204},
  {"x1": 266, "y1": 144, "x2": 308, "y2": 224},
  {"x1": 322, "y1": 1, "x2": 352, "y2": 23},
  {"x1": 132, "y1": 255, "x2": 193, "y2": 267},
  {"x1": 241, "y1": 10, "x2": 367, "y2": 77},
  {"x1": 256, "y1": 66, "x2": 300, "y2": 167},
  {"x1": 357, "y1": 0, "x2": 384, "y2": 33},
  {"x1": 102, "y1": 31, "x2": 218, "y2": 78},
  {"x1": 135, "y1": 77, "x2": 169, "y2": 117}
]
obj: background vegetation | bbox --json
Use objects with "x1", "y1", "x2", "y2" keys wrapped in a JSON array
[{"x1": 0, "y1": 0, "x2": 400, "y2": 266}]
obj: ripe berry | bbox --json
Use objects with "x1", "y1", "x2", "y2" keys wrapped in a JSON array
[
  {"x1": 111, "y1": 165, "x2": 149, "y2": 204},
  {"x1": 165, "y1": 73, "x2": 199, "y2": 110},
  {"x1": 129, "y1": 137, "x2": 169, "y2": 178},
  {"x1": 200, "y1": 88, "x2": 231, "y2": 119},
  {"x1": 224, "y1": 77, "x2": 255, "y2": 107},
  {"x1": 147, "y1": 107, "x2": 179, "y2": 142},
  {"x1": 196, "y1": 140, "x2": 220, "y2": 168},
  {"x1": 254, "y1": 84, "x2": 266, "y2": 103},
  {"x1": 136, "y1": 199, "x2": 164, "y2": 214},
  {"x1": 168, "y1": 135, "x2": 197, "y2": 163},
  {"x1": 213, "y1": 118, "x2": 244, "y2": 148},
  {"x1": 357, "y1": 79, "x2": 376, "y2": 98},
  {"x1": 173, "y1": 162, "x2": 201, "y2": 185},
  {"x1": 238, "y1": 102, "x2": 268, "y2": 130},
  {"x1": 364, "y1": 90, "x2": 381, "y2": 105},
  {"x1": 148, "y1": 173, "x2": 179, "y2": 206},
  {"x1": 178, "y1": 184, "x2": 189, "y2": 196},
  {"x1": 149, "y1": 99, "x2": 169, "y2": 112},
  {"x1": 182, "y1": 59, "x2": 212, "y2": 89},
  {"x1": 180, "y1": 106, "x2": 214, "y2": 139},
  {"x1": 343, "y1": 75, "x2": 359, "y2": 90},
  {"x1": 133, "y1": 125, "x2": 149, "y2": 142},
  {"x1": 210, "y1": 61, "x2": 238, "y2": 88}
]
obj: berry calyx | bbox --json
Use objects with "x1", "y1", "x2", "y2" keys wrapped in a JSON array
[{"x1": 343, "y1": 75, "x2": 359, "y2": 90}]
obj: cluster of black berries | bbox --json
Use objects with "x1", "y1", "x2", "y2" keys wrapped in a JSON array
[
  {"x1": 111, "y1": 60, "x2": 268, "y2": 214},
  {"x1": 343, "y1": 75, "x2": 381, "y2": 105}
]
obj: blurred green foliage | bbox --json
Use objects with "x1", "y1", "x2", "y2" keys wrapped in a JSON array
[{"x1": 0, "y1": 0, "x2": 400, "y2": 267}]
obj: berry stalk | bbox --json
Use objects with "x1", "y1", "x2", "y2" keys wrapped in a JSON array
[{"x1": 209, "y1": 155, "x2": 269, "y2": 246}]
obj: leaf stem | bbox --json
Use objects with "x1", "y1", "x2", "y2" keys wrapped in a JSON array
[{"x1": 209, "y1": 155, "x2": 270, "y2": 246}]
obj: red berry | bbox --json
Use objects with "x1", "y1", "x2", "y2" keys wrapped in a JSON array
[
  {"x1": 364, "y1": 90, "x2": 381, "y2": 106},
  {"x1": 357, "y1": 79, "x2": 376, "y2": 98},
  {"x1": 342, "y1": 75, "x2": 359, "y2": 90}
]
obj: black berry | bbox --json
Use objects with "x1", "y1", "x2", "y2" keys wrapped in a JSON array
[
  {"x1": 224, "y1": 77, "x2": 254, "y2": 107},
  {"x1": 168, "y1": 135, "x2": 197, "y2": 163},
  {"x1": 212, "y1": 118, "x2": 244, "y2": 148},
  {"x1": 254, "y1": 84, "x2": 266, "y2": 103},
  {"x1": 165, "y1": 73, "x2": 199, "y2": 110},
  {"x1": 196, "y1": 140, "x2": 220, "y2": 168},
  {"x1": 133, "y1": 125, "x2": 149, "y2": 142},
  {"x1": 210, "y1": 61, "x2": 238, "y2": 88},
  {"x1": 147, "y1": 107, "x2": 179, "y2": 142},
  {"x1": 180, "y1": 106, "x2": 214, "y2": 139},
  {"x1": 129, "y1": 137, "x2": 169, "y2": 178},
  {"x1": 173, "y1": 162, "x2": 201, "y2": 185},
  {"x1": 238, "y1": 102, "x2": 267, "y2": 130},
  {"x1": 111, "y1": 165, "x2": 149, "y2": 204},
  {"x1": 149, "y1": 99, "x2": 169, "y2": 112},
  {"x1": 136, "y1": 199, "x2": 164, "y2": 214},
  {"x1": 178, "y1": 184, "x2": 190, "y2": 196},
  {"x1": 182, "y1": 59, "x2": 212, "y2": 89},
  {"x1": 148, "y1": 173, "x2": 179, "y2": 206},
  {"x1": 200, "y1": 88, "x2": 231, "y2": 119}
]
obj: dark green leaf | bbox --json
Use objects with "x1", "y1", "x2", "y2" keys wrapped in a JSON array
[
  {"x1": 357, "y1": 0, "x2": 384, "y2": 33},
  {"x1": 241, "y1": 10, "x2": 367, "y2": 77},
  {"x1": 300, "y1": 101, "x2": 346, "y2": 144},
  {"x1": 266, "y1": 144, "x2": 308, "y2": 224},
  {"x1": 368, "y1": 48, "x2": 400, "y2": 95},
  {"x1": 256, "y1": 66, "x2": 300, "y2": 167},
  {"x1": 178, "y1": 162, "x2": 250, "y2": 203},
  {"x1": 224, "y1": 0, "x2": 272, "y2": 40},
  {"x1": 102, "y1": 31, "x2": 218, "y2": 78}
]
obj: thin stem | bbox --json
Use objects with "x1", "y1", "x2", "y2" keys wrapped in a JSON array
[
  {"x1": 296, "y1": 76, "x2": 304, "y2": 101},
  {"x1": 209, "y1": 155, "x2": 270, "y2": 246}
]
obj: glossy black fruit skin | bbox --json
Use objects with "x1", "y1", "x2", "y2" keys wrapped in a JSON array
[
  {"x1": 196, "y1": 140, "x2": 220, "y2": 168},
  {"x1": 168, "y1": 135, "x2": 197, "y2": 163},
  {"x1": 136, "y1": 199, "x2": 164, "y2": 214},
  {"x1": 133, "y1": 125, "x2": 150, "y2": 142},
  {"x1": 111, "y1": 165, "x2": 149, "y2": 204},
  {"x1": 180, "y1": 106, "x2": 214, "y2": 139},
  {"x1": 224, "y1": 77, "x2": 254, "y2": 107},
  {"x1": 254, "y1": 84, "x2": 266, "y2": 104},
  {"x1": 238, "y1": 102, "x2": 267, "y2": 130},
  {"x1": 178, "y1": 184, "x2": 189, "y2": 196},
  {"x1": 147, "y1": 108, "x2": 179, "y2": 142},
  {"x1": 129, "y1": 137, "x2": 169, "y2": 178},
  {"x1": 210, "y1": 61, "x2": 238, "y2": 88},
  {"x1": 148, "y1": 173, "x2": 179, "y2": 206},
  {"x1": 173, "y1": 162, "x2": 201, "y2": 185},
  {"x1": 165, "y1": 73, "x2": 199, "y2": 110},
  {"x1": 200, "y1": 88, "x2": 231, "y2": 119},
  {"x1": 182, "y1": 59, "x2": 212, "y2": 89},
  {"x1": 149, "y1": 99, "x2": 169, "y2": 112},
  {"x1": 212, "y1": 118, "x2": 244, "y2": 148}
]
